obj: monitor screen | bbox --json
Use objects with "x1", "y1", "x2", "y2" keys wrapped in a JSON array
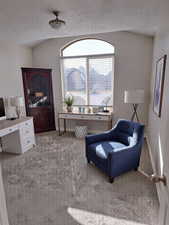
[{"x1": 0, "y1": 98, "x2": 5, "y2": 117}]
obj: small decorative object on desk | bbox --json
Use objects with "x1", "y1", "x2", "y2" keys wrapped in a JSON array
[
  {"x1": 88, "y1": 107, "x2": 91, "y2": 113},
  {"x1": 92, "y1": 107, "x2": 98, "y2": 113},
  {"x1": 78, "y1": 107, "x2": 82, "y2": 113},
  {"x1": 82, "y1": 107, "x2": 85, "y2": 113},
  {"x1": 102, "y1": 96, "x2": 111, "y2": 112},
  {"x1": 79, "y1": 107, "x2": 85, "y2": 113},
  {"x1": 64, "y1": 96, "x2": 74, "y2": 113}
]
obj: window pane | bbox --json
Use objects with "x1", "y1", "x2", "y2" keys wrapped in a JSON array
[
  {"x1": 62, "y1": 58, "x2": 87, "y2": 105},
  {"x1": 62, "y1": 39, "x2": 114, "y2": 56},
  {"x1": 89, "y1": 57, "x2": 113, "y2": 106}
]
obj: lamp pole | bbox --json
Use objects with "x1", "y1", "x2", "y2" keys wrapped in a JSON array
[{"x1": 131, "y1": 104, "x2": 140, "y2": 122}]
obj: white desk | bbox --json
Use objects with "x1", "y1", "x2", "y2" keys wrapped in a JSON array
[
  {"x1": 0, "y1": 117, "x2": 35, "y2": 154},
  {"x1": 58, "y1": 112, "x2": 113, "y2": 135}
]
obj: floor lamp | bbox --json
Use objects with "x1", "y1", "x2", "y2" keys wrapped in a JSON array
[{"x1": 124, "y1": 90, "x2": 144, "y2": 122}]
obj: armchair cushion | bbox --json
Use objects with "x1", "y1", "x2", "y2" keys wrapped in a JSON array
[{"x1": 89, "y1": 141, "x2": 126, "y2": 159}]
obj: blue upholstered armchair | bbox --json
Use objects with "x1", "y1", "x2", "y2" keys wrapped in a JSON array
[{"x1": 85, "y1": 119, "x2": 144, "y2": 183}]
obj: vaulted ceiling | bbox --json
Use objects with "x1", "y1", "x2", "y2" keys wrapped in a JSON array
[{"x1": 0, "y1": 0, "x2": 169, "y2": 46}]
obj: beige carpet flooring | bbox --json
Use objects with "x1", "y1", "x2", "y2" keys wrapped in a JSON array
[{"x1": 0, "y1": 132, "x2": 159, "y2": 225}]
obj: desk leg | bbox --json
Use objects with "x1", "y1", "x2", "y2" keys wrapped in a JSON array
[
  {"x1": 64, "y1": 119, "x2": 66, "y2": 134},
  {"x1": 58, "y1": 118, "x2": 61, "y2": 136}
]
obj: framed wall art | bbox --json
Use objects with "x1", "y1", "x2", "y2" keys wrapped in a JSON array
[{"x1": 153, "y1": 54, "x2": 167, "y2": 117}]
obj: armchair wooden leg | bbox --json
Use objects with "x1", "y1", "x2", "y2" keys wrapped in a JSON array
[{"x1": 109, "y1": 176, "x2": 114, "y2": 183}]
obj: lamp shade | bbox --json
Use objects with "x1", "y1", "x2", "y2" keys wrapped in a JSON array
[
  {"x1": 124, "y1": 90, "x2": 144, "y2": 104},
  {"x1": 14, "y1": 96, "x2": 24, "y2": 107}
]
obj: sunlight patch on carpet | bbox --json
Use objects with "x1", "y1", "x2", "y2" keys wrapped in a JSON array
[{"x1": 67, "y1": 207, "x2": 148, "y2": 225}]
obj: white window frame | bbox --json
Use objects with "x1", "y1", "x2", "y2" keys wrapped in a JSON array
[{"x1": 60, "y1": 53, "x2": 115, "y2": 107}]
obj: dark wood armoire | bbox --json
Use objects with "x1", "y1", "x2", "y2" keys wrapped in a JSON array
[{"x1": 22, "y1": 68, "x2": 55, "y2": 133}]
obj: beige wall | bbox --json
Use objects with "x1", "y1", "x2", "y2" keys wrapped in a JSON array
[
  {"x1": 0, "y1": 41, "x2": 32, "y2": 97},
  {"x1": 147, "y1": 32, "x2": 169, "y2": 200},
  {"x1": 32, "y1": 31, "x2": 153, "y2": 131}
]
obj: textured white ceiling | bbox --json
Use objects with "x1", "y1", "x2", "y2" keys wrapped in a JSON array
[{"x1": 0, "y1": 0, "x2": 169, "y2": 46}]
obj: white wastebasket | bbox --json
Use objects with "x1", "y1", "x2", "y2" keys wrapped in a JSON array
[{"x1": 75, "y1": 126, "x2": 88, "y2": 138}]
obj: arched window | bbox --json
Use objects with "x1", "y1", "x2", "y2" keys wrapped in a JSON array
[
  {"x1": 62, "y1": 39, "x2": 114, "y2": 56},
  {"x1": 61, "y1": 39, "x2": 115, "y2": 108}
]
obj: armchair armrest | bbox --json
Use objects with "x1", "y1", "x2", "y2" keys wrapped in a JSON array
[
  {"x1": 107, "y1": 144, "x2": 141, "y2": 178},
  {"x1": 85, "y1": 130, "x2": 115, "y2": 145}
]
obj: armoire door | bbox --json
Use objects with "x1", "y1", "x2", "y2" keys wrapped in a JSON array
[{"x1": 22, "y1": 68, "x2": 55, "y2": 133}]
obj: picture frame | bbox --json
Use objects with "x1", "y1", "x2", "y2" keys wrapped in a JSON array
[{"x1": 153, "y1": 55, "x2": 167, "y2": 117}]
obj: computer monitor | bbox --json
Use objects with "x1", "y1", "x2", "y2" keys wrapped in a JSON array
[{"x1": 0, "y1": 98, "x2": 6, "y2": 120}]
